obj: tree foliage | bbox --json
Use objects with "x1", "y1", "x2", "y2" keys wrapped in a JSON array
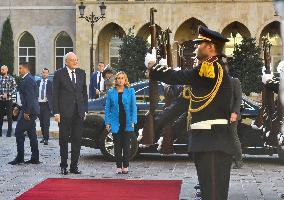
[
  {"x1": 228, "y1": 37, "x2": 263, "y2": 95},
  {"x1": 117, "y1": 26, "x2": 149, "y2": 83},
  {"x1": 0, "y1": 17, "x2": 14, "y2": 74}
]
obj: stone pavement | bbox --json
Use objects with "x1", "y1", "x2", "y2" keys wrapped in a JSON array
[{"x1": 0, "y1": 120, "x2": 284, "y2": 200}]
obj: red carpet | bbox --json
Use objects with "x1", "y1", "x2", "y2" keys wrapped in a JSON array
[{"x1": 16, "y1": 178, "x2": 182, "y2": 200}]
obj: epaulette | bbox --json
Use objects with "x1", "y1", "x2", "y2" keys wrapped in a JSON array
[{"x1": 199, "y1": 56, "x2": 218, "y2": 79}]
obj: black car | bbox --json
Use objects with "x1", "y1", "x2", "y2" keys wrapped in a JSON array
[{"x1": 82, "y1": 80, "x2": 284, "y2": 162}]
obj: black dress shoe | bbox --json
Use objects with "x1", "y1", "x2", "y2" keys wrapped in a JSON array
[
  {"x1": 40, "y1": 139, "x2": 45, "y2": 143},
  {"x1": 44, "y1": 140, "x2": 48, "y2": 145},
  {"x1": 24, "y1": 159, "x2": 41, "y2": 164},
  {"x1": 70, "y1": 168, "x2": 82, "y2": 174},
  {"x1": 8, "y1": 159, "x2": 24, "y2": 165},
  {"x1": 61, "y1": 168, "x2": 68, "y2": 175}
]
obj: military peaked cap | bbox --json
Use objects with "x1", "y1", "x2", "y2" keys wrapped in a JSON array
[{"x1": 193, "y1": 26, "x2": 229, "y2": 44}]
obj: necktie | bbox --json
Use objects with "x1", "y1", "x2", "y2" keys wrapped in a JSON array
[
  {"x1": 41, "y1": 79, "x2": 46, "y2": 100},
  {"x1": 71, "y1": 71, "x2": 76, "y2": 85},
  {"x1": 98, "y1": 72, "x2": 102, "y2": 91}
]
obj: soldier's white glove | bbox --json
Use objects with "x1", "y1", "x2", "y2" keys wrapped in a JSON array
[
  {"x1": 153, "y1": 64, "x2": 171, "y2": 72},
  {"x1": 262, "y1": 74, "x2": 273, "y2": 84},
  {"x1": 277, "y1": 132, "x2": 284, "y2": 145},
  {"x1": 145, "y1": 47, "x2": 157, "y2": 69},
  {"x1": 158, "y1": 58, "x2": 167, "y2": 66}
]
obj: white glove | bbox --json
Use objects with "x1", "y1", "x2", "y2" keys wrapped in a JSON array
[
  {"x1": 158, "y1": 58, "x2": 167, "y2": 66},
  {"x1": 261, "y1": 74, "x2": 273, "y2": 84},
  {"x1": 144, "y1": 47, "x2": 157, "y2": 68}
]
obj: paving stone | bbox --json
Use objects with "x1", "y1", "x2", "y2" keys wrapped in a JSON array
[{"x1": 1, "y1": 120, "x2": 284, "y2": 199}]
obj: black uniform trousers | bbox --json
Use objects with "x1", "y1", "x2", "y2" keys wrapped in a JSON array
[
  {"x1": 0, "y1": 99, "x2": 13, "y2": 136},
  {"x1": 113, "y1": 130, "x2": 131, "y2": 168},
  {"x1": 194, "y1": 151, "x2": 233, "y2": 200},
  {"x1": 59, "y1": 104, "x2": 83, "y2": 169},
  {"x1": 39, "y1": 102, "x2": 51, "y2": 141},
  {"x1": 15, "y1": 111, "x2": 39, "y2": 161}
]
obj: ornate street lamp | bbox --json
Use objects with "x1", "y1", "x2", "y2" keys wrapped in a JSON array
[
  {"x1": 274, "y1": 0, "x2": 284, "y2": 18},
  {"x1": 78, "y1": 1, "x2": 106, "y2": 73}
]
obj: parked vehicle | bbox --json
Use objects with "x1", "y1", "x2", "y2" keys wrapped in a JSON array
[{"x1": 82, "y1": 80, "x2": 284, "y2": 162}]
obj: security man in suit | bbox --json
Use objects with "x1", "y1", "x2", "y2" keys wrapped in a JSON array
[
  {"x1": 147, "y1": 26, "x2": 235, "y2": 200},
  {"x1": 224, "y1": 61, "x2": 243, "y2": 169},
  {"x1": 89, "y1": 62, "x2": 105, "y2": 99},
  {"x1": 53, "y1": 52, "x2": 88, "y2": 175},
  {"x1": 36, "y1": 68, "x2": 53, "y2": 145},
  {"x1": 8, "y1": 62, "x2": 40, "y2": 165}
]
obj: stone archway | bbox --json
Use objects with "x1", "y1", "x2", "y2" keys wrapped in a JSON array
[
  {"x1": 136, "y1": 22, "x2": 162, "y2": 45},
  {"x1": 96, "y1": 22, "x2": 126, "y2": 70},
  {"x1": 174, "y1": 18, "x2": 207, "y2": 69},
  {"x1": 221, "y1": 21, "x2": 251, "y2": 56},
  {"x1": 259, "y1": 21, "x2": 282, "y2": 72}
]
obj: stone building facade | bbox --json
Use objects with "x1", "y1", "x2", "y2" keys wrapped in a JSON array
[
  {"x1": 76, "y1": 0, "x2": 282, "y2": 82},
  {"x1": 0, "y1": 0, "x2": 282, "y2": 85},
  {"x1": 0, "y1": 0, "x2": 76, "y2": 75}
]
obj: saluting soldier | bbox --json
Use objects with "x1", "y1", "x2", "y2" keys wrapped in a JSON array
[{"x1": 147, "y1": 26, "x2": 236, "y2": 200}]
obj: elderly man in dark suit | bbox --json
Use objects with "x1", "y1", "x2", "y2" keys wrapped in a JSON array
[
  {"x1": 36, "y1": 68, "x2": 53, "y2": 145},
  {"x1": 8, "y1": 62, "x2": 40, "y2": 165},
  {"x1": 53, "y1": 52, "x2": 88, "y2": 175}
]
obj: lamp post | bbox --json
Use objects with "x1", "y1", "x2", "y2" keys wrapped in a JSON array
[
  {"x1": 273, "y1": 0, "x2": 284, "y2": 60},
  {"x1": 78, "y1": 1, "x2": 106, "y2": 73}
]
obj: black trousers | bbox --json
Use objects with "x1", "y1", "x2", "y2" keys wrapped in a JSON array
[
  {"x1": 59, "y1": 105, "x2": 83, "y2": 169},
  {"x1": 113, "y1": 130, "x2": 131, "y2": 168},
  {"x1": 15, "y1": 111, "x2": 39, "y2": 161},
  {"x1": 194, "y1": 151, "x2": 233, "y2": 200},
  {"x1": 39, "y1": 102, "x2": 51, "y2": 141},
  {"x1": 0, "y1": 99, "x2": 13, "y2": 135}
]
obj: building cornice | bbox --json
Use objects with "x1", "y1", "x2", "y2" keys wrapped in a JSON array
[
  {"x1": 0, "y1": 6, "x2": 75, "y2": 10},
  {"x1": 76, "y1": 0, "x2": 273, "y2": 4}
]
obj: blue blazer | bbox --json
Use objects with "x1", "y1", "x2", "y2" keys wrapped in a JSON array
[
  {"x1": 36, "y1": 79, "x2": 53, "y2": 112},
  {"x1": 105, "y1": 87, "x2": 137, "y2": 134},
  {"x1": 18, "y1": 73, "x2": 40, "y2": 116}
]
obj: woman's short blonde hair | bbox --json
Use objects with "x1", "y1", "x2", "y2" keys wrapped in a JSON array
[{"x1": 113, "y1": 71, "x2": 130, "y2": 87}]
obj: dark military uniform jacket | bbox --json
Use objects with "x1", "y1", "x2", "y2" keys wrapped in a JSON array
[{"x1": 150, "y1": 56, "x2": 236, "y2": 155}]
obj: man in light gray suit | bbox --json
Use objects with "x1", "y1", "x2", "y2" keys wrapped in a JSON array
[{"x1": 225, "y1": 62, "x2": 243, "y2": 169}]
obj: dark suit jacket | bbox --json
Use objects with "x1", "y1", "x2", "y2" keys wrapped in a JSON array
[
  {"x1": 18, "y1": 73, "x2": 40, "y2": 116},
  {"x1": 36, "y1": 79, "x2": 53, "y2": 111},
  {"x1": 230, "y1": 77, "x2": 242, "y2": 120},
  {"x1": 89, "y1": 72, "x2": 102, "y2": 99},
  {"x1": 53, "y1": 67, "x2": 88, "y2": 118}
]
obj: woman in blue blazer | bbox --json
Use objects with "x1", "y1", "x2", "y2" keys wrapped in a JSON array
[{"x1": 105, "y1": 71, "x2": 137, "y2": 174}]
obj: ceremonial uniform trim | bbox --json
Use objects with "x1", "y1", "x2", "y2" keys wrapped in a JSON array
[
  {"x1": 193, "y1": 35, "x2": 212, "y2": 42},
  {"x1": 191, "y1": 119, "x2": 228, "y2": 130}
]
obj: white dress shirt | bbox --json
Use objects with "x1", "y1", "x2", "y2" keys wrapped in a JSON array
[
  {"x1": 97, "y1": 72, "x2": 104, "y2": 91},
  {"x1": 66, "y1": 67, "x2": 76, "y2": 84},
  {"x1": 38, "y1": 79, "x2": 48, "y2": 102}
]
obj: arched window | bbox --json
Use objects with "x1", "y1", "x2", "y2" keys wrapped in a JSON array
[
  {"x1": 260, "y1": 21, "x2": 282, "y2": 72},
  {"x1": 221, "y1": 22, "x2": 251, "y2": 57},
  {"x1": 109, "y1": 35, "x2": 123, "y2": 68},
  {"x1": 19, "y1": 32, "x2": 36, "y2": 75},
  {"x1": 55, "y1": 32, "x2": 73, "y2": 70}
]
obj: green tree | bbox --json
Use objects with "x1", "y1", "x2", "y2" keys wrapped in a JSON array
[
  {"x1": 117, "y1": 26, "x2": 149, "y2": 82},
  {"x1": 228, "y1": 37, "x2": 263, "y2": 95},
  {"x1": 0, "y1": 17, "x2": 14, "y2": 74}
]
